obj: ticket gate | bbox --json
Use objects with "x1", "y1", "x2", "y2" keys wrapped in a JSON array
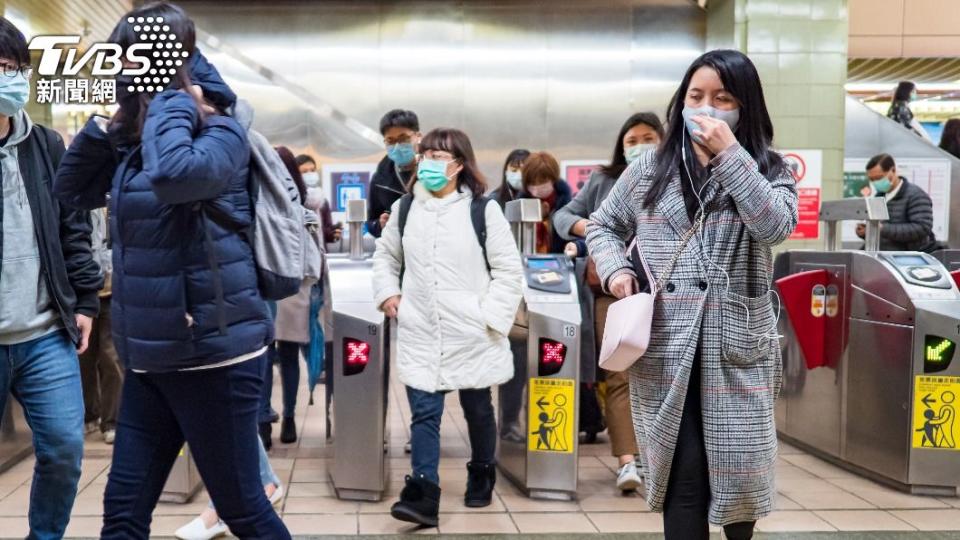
[
  {"x1": 932, "y1": 249, "x2": 960, "y2": 273},
  {"x1": 497, "y1": 199, "x2": 581, "y2": 500},
  {"x1": 328, "y1": 199, "x2": 390, "y2": 501},
  {"x1": 160, "y1": 445, "x2": 203, "y2": 503},
  {"x1": 775, "y1": 199, "x2": 960, "y2": 495}
]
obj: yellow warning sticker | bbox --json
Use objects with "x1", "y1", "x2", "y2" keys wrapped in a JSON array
[
  {"x1": 528, "y1": 377, "x2": 575, "y2": 454},
  {"x1": 912, "y1": 376, "x2": 959, "y2": 451}
]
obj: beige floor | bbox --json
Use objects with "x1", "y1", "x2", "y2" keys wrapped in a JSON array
[{"x1": 0, "y1": 370, "x2": 958, "y2": 538}]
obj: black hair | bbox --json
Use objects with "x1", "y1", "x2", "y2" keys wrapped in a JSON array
[
  {"x1": 893, "y1": 81, "x2": 916, "y2": 103},
  {"x1": 295, "y1": 154, "x2": 316, "y2": 167},
  {"x1": 645, "y1": 49, "x2": 785, "y2": 208},
  {"x1": 414, "y1": 128, "x2": 486, "y2": 199},
  {"x1": 277, "y1": 146, "x2": 307, "y2": 204},
  {"x1": 0, "y1": 18, "x2": 29, "y2": 68},
  {"x1": 866, "y1": 153, "x2": 896, "y2": 173},
  {"x1": 496, "y1": 148, "x2": 530, "y2": 206},
  {"x1": 939, "y1": 118, "x2": 960, "y2": 160},
  {"x1": 108, "y1": 2, "x2": 199, "y2": 141},
  {"x1": 379, "y1": 109, "x2": 419, "y2": 135},
  {"x1": 600, "y1": 112, "x2": 664, "y2": 179}
]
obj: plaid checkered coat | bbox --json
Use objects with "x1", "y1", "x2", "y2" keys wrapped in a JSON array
[{"x1": 586, "y1": 144, "x2": 798, "y2": 525}]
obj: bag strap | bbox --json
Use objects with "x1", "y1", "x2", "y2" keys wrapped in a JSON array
[
  {"x1": 470, "y1": 196, "x2": 491, "y2": 273},
  {"x1": 397, "y1": 193, "x2": 414, "y2": 287},
  {"x1": 652, "y1": 211, "x2": 704, "y2": 296}
]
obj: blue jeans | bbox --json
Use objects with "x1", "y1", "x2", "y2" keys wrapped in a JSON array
[
  {"x1": 0, "y1": 330, "x2": 85, "y2": 540},
  {"x1": 101, "y1": 355, "x2": 290, "y2": 540},
  {"x1": 406, "y1": 386, "x2": 497, "y2": 484}
]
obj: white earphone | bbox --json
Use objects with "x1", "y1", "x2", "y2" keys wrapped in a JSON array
[{"x1": 680, "y1": 128, "x2": 783, "y2": 351}]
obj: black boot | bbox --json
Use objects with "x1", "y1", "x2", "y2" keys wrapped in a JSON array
[
  {"x1": 259, "y1": 422, "x2": 272, "y2": 451},
  {"x1": 280, "y1": 416, "x2": 297, "y2": 444},
  {"x1": 464, "y1": 462, "x2": 496, "y2": 508},
  {"x1": 390, "y1": 475, "x2": 441, "y2": 527}
]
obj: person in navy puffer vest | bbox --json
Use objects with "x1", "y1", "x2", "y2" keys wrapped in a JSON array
[{"x1": 53, "y1": 3, "x2": 290, "y2": 539}]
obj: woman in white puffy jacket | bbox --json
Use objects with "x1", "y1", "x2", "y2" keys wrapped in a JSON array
[{"x1": 372, "y1": 128, "x2": 523, "y2": 527}]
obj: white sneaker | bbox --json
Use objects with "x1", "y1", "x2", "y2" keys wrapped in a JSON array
[
  {"x1": 84, "y1": 421, "x2": 98, "y2": 435},
  {"x1": 616, "y1": 461, "x2": 643, "y2": 492},
  {"x1": 103, "y1": 430, "x2": 115, "y2": 444},
  {"x1": 174, "y1": 517, "x2": 228, "y2": 540},
  {"x1": 268, "y1": 484, "x2": 285, "y2": 507}
]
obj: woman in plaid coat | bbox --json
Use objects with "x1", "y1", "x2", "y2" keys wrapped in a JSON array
[{"x1": 586, "y1": 50, "x2": 799, "y2": 540}]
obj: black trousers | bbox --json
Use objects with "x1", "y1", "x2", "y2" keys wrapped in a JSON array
[{"x1": 663, "y1": 351, "x2": 755, "y2": 540}]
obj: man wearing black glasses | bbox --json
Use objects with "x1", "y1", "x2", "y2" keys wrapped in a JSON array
[
  {"x1": 0, "y1": 18, "x2": 101, "y2": 539},
  {"x1": 367, "y1": 109, "x2": 421, "y2": 238}
]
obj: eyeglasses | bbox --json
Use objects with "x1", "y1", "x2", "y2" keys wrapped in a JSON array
[
  {"x1": 384, "y1": 134, "x2": 414, "y2": 146},
  {"x1": 0, "y1": 64, "x2": 31, "y2": 79}
]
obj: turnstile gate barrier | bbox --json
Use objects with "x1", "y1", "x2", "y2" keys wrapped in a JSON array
[
  {"x1": 329, "y1": 199, "x2": 390, "y2": 501},
  {"x1": 776, "y1": 199, "x2": 960, "y2": 495},
  {"x1": 498, "y1": 199, "x2": 581, "y2": 500}
]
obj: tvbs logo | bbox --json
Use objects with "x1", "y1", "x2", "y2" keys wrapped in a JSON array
[{"x1": 27, "y1": 15, "x2": 189, "y2": 104}]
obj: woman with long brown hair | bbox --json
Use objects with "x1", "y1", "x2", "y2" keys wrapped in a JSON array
[{"x1": 372, "y1": 128, "x2": 523, "y2": 527}]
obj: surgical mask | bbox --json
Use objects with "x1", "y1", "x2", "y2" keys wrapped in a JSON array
[
  {"x1": 624, "y1": 143, "x2": 656, "y2": 164},
  {"x1": 417, "y1": 158, "x2": 452, "y2": 192},
  {"x1": 505, "y1": 170, "x2": 523, "y2": 190},
  {"x1": 682, "y1": 105, "x2": 740, "y2": 145},
  {"x1": 872, "y1": 177, "x2": 893, "y2": 194},
  {"x1": 302, "y1": 171, "x2": 321, "y2": 187},
  {"x1": 528, "y1": 182, "x2": 554, "y2": 199},
  {"x1": 0, "y1": 73, "x2": 29, "y2": 117},
  {"x1": 387, "y1": 142, "x2": 416, "y2": 166}
]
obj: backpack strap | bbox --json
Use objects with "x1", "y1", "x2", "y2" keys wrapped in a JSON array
[
  {"x1": 397, "y1": 193, "x2": 414, "y2": 287},
  {"x1": 470, "y1": 196, "x2": 491, "y2": 272}
]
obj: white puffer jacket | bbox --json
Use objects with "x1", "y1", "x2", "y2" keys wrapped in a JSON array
[{"x1": 372, "y1": 182, "x2": 523, "y2": 393}]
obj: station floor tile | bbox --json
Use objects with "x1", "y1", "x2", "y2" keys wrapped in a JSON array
[{"x1": 0, "y1": 370, "x2": 957, "y2": 538}]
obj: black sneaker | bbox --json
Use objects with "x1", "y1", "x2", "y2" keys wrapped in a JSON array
[
  {"x1": 259, "y1": 422, "x2": 272, "y2": 451},
  {"x1": 390, "y1": 475, "x2": 440, "y2": 527},
  {"x1": 464, "y1": 462, "x2": 496, "y2": 508},
  {"x1": 280, "y1": 416, "x2": 297, "y2": 444}
]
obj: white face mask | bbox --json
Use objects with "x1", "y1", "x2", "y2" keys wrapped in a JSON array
[
  {"x1": 505, "y1": 170, "x2": 523, "y2": 189},
  {"x1": 302, "y1": 171, "x2": 321, "y2": 187},
  {"x1": 624, "y1": 143, "x2": 656, "y2": 164}
]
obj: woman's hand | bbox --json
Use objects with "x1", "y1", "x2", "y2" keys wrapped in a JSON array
[
  {"x1": 690, "y1": 115, "x2": 738, "y2": 156},
  {"x1": 609, "y1": 274, "x2": 638, "y2": 299},
  {"x1": 571, "y1": 219, "x2": 589, "y2": 238},
  {"x1": 381, "y1": 295, "x2": 401, "y2": 318},
  {"x1": 185, "y1": 84, "x2": 218, "y2": 115}
]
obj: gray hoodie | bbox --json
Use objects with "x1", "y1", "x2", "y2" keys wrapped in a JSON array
[{"x1": 0, "y1": 110, "x2": 61, "y2": 344}]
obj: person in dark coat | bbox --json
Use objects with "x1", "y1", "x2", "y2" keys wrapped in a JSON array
[
  {"x1": 518, "y1": 151, "x2": 572, "y2": 254},
  {"x1": 855, "y1": 153, "x2": 939, "y2": 253},
  {"x1": 554, "y1": 111, "x2": 664, "y2": 494},
  {"x1": 0, "y1": 17, "x2": 101, "y2": 539},
  {"x1": 493, "y1": 148, "x2": 530, "y2": 209},
  {"x1": 366, "y1": 109, "x2": 421, "y2": 237},
  {"x1": 53, "y1": 4, "x2": 289, "y2": 539}
]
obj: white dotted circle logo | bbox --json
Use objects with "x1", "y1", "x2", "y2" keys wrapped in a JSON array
[{"x1": 123, "y1": 15, "x2": 188, "y2": 95}]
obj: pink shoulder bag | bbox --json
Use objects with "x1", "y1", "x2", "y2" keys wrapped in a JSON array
[{"x1": 598, "y1": 214, "x2": 703, "y2": 372}]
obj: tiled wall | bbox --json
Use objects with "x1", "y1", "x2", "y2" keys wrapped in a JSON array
[
  {"x1": 849, "y1": 0, "x2": 960, "y2": 57},
  {"x1": 708, "y1": 0, "x2": 848, "y2": 250}
]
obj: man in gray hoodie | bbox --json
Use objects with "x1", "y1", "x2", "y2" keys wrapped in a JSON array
[{"x1": 0, "y1": 18, "x2": 102, "y2": 539}]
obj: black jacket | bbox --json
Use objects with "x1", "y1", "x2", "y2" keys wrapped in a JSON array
[
  {"x1": 879, "y1": 178, "x2": 939, "y2": 253},
  {"x1": 366, "y1": 155, "x2": 412, "y2": 238},
  {"x1": 0, "y1": 124, "x2": 102, "y2": 344}
]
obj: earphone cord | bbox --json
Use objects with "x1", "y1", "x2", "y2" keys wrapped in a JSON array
[{"x1": 681, "y1": 129, "x2": 783, "y2": 350}]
